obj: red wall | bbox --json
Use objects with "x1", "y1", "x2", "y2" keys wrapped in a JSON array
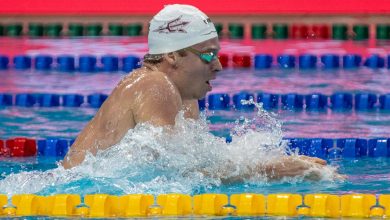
[{"x1": 1, "y1": 0, "x2": 390, "y2": 15}]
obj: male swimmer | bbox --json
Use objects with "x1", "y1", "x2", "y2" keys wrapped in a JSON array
[{"x1": 63, "y1": 4, "x2": 336, "y2": 181}]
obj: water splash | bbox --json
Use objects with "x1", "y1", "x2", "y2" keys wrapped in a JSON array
[{"x1": 0, "y1": 100, "x2": 341, "y2": 196}]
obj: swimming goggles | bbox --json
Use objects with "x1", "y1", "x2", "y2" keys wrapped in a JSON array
[{"x1": 185, "y1": 47, "x2": 218, "y2": 63}]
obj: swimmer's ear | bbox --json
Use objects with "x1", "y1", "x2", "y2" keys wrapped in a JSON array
[{"x1": 164, "y1": 52, "x2": 179, "y2": 67}]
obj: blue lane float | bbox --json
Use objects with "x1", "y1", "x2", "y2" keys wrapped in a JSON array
[
  {"x1": 343, "y1": 54, "x2": 362, "y2": 69},
  {"x1": 233, "y1": 92, "x2": 255, "y2": 110},
  {"x1": 281, "y1": 93, "x2": 303, "y2": 110},
  {"x1": 37, "y1": 138, "x2": 69, "y2": 157},
  {"x1": 337, "y1": 138, "x2": 359, "y2": 158},
  {"x1": 288, "y1": 138, "x2": 309, "y2": 155},
  {"x1": 225, "y1": 135, "x2": 233, "y2": 143},
  {"x1": 123, "y1": 55, "x2": 141, "y2": 72},
  {"x1": 0, "y1": 94, "x2": 13, "y2": 106},
  {"x1": 329, "y1": 139, "x2": 367, "y2": 158},
  {"x1": 35, "y1": 55, "x2": 53, "y2": 70},
  {"x1": 356, "y1": 139, "x2": 369, "y2": 157},
  {"x1": 355, "y1": 93, "x2": 377, "y2": 110},
  {"x1": 364, "y1": 54, "x2": 385, "y2": 69},
  {"x1": 330, "y1": 93, "x2": 353, "y2": 110},
  {"x1": 208, "y1": 93, "x2": 230, "y2": 110},
  {"x1": 308, "y1": 138, "x2": 332, "y2": 159},
  {"x1": 62, "y1": 94, "x2": 84, "y2": 107},
  {"x1": 198, "y1": 99, "x2": 206, "y2": 111},
  {"x1": 257, "y1": 93, "x2": 279, "y2": 109},
  {"x1": 368, "y1": 138, "x2": 389, "y2": 157},
  {"x1": 87, "y1": 93, "x2": 108, "y2": 108},
  {"x1": 379, "y1": 94, "x2": 390, "y2": 110},
  {"x1": 57, "y1": 55, "x2": 75, "y2": 72},
  {"x1": 288, "y1": 138, "x2": 332, "y2": 159},
  {"x1": 0, "y1": 55, "x2": 9, "y2": 70},
  {"x1": 15, "y1": 93, "x2": 36, "y2": 107},
  {"x1": 321, "y1": 54, "x2": 339, "y2": 69},
  {"x1": 277, "y1": 54, "x2": 295, "y2": 69},
  {"x1": 305, "y1": 93, "x2": 328, "y2": 110},
  {"x1": 79, "y1": 55, "x2": 97, "y2": 72},
  {"x1": 299, "y1": 54, "x2": 317, "y2": 69},
  {"x1": 13, "y1": 55, "x2": 32, "y2": 70},
  {"x1": 37, "y1": 94, "x2": 60, "y2": 107},
  {"x1": 254, "y1": 54, "x2": 273, "y2": 69},
  {"x1": 336, "y1": 138, "x2": 368, "y2": 158},
  {"x1": 101, "y1": 55, "x2": 119, "y2": 72},
  {"x1": 388, "y1": 55, "x2": 390, "y2": 69}
]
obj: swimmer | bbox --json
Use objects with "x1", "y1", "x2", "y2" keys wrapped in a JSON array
[{"x1": 62, "y1": 4, "x2": 339, "y2": 181}]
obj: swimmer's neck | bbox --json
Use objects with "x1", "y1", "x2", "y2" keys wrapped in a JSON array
[
  {"x1": 142, "y1": 61, "x2": 176, "y2": 76},
  {"x1": 142, "y1": 62, "x2": 159, "y2": 71}
]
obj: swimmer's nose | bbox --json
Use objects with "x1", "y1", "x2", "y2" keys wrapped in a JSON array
[{"x1": 212, "y1": 56, "x2": 223, "y2": 72}]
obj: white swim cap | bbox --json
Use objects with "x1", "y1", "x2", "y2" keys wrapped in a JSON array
[{"x1": 148, "y1": 4, "x2": 218, "y2": 54}]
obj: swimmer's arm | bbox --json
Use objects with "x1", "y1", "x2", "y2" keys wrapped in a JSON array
[
  {"x1": 62, "y1": 84, "x2": 133, "y2": 169},
  {"x1": 217, "y1": 156, "x2": 329, "y2": 183},
  {"x1": 261, "y1": 156, "x2": 327, "y2": 180}
]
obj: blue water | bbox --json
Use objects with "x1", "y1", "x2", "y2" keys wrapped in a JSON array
[
  {"x1": 1, "y1": 155, "x2": 390, "y2": 195},
  {"x1": 1, "y1": 67, "x2": 390, "y2": 196},
  {"x1": 2, "y1": 69, "x2": 390, "y2": 139}
]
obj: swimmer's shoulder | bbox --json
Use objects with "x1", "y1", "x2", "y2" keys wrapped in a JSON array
[
  {"x1": 119, "y1": 67, "x2": 163, "y2": 84},
  {"x1": 118, "y1": 67, "x2": 177, "y2": 94}
]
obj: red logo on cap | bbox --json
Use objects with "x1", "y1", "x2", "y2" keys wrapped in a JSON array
[{"x1": 153, "y1": 15, "x2": 190, "y2": 34}]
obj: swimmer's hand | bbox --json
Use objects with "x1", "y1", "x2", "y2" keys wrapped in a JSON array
[{"x1": 264, "y1": 155, "x2": 345, "y2": 181}]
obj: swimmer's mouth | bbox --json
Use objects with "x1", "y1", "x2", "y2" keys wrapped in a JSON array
[{"x1": 206, "y1": 78, "x2": 215, "y2": 85}]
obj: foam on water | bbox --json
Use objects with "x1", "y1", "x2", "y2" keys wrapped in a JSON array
[{"x1": 0, "y1": 101, "x2": 341, "y2": 197}]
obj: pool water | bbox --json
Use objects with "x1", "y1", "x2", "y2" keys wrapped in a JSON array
[
  {"x1": 1, "y1": 65, "x2": 390, "y2": 196},
  {"x1": 2, "y1": 68, "x2": 390, "y2": 139},
  {"x1": 1, "y1": 36, "x2": 390, "y2": 198}
]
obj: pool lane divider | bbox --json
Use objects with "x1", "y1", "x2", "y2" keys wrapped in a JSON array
[
  {"x1": 0, "y1": 193, "x2": 389, "y2": 218},
  {"x1": 1, "y1": 137, "x2": 390, "y2": 158},
  {"x1": 2, "y1": 53, "x2": 390, "y2": 70},
  {"x1": 1, "y1": 92, "x2": 390, "y2": 110},
  {"x1": 260, "y1": 53, "x2": 387, "y2": 69},
  {"x1": 0, "y1": 55, "x2": 141, "y2": 72},
  {"x1": 204, "y1": 92, "x2": 387, "y2": 111},
  {"x1": 0, "y1": 93, "x2": 108, "y2": 108}
]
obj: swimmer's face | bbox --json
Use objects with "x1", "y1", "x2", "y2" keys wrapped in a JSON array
[{"x1": 175, "y1": 37, "x2": 222, "y2": 99}]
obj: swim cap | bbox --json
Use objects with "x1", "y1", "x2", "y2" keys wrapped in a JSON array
[{"x1": 148, "y1": 4, "x2": 218, "y2": 54}]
